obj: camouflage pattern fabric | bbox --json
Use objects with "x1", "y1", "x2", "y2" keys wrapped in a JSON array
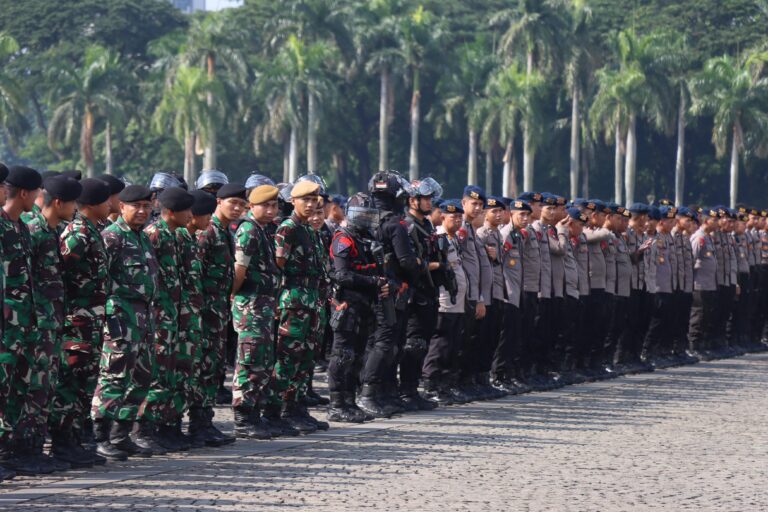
[
  {"x1": 51, "y1": 213, "x2": 109, "y2": 434},
  {"x1": 175, "y1": 227, "x2": 203, "y2": 411},
  {"x1": 91, "y1": 216, "x2": 159, "y2": 422}
]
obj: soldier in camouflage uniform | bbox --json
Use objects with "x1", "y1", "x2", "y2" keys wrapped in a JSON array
[
  {"x1": 0, "y1": 166, "x2": 44, "y2": 476},
  {"x1": 91, "y1": 185, "x2": 162, "y2": 460},
  {"x1": 230, "y1": 185, "x2": 281, "y2": 439},
  {"x1": 273, "y1": 180, "x2": 327, "y2": 434},
  {"x1": 22, "y1": 176, "x2": 90, "y2": 469},
  {"x1": 197, "y1": 183, "x2": 246, "y2": 430},
  {"x1": 0, "y1": 166, "x2": 12, "y2": 480},
  {"x1": 94, "y1": 174, "x2": 126, "y2": 229},
  {"x1": 145, "y1": 188, "x2": 195, "y2": 451},
  {"x1": 51, "y1": 178, "x2": 112, "y2": 465},
  {"x1": 179, "y1": 191, "x2": 234, "y2": 447}
]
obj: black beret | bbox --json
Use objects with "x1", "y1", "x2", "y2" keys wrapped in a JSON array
[
  {"x1": 62, "y1": 170, "x2": 82, "y2": 181},
  {"x1": 216, "y1": 183, "x2": 246, "y2": 200},
  {"x1": 158, "y1": 187, "x2": 195, "y2": 212},
  {"x1": 119, "y1": 184, "x2": 152, "y2": 203},
  {"x1": 0, "y1": 163, "x2": 8, "y2": 184},
  {"x1": 78, "y1": 178, "x2": 111, "y2": 205},
  {"x1": 7, "y1": 166, "x2": 43, "y2": 190},
  {"x1": 95, "y1": 174, "x2": 126, "y2": 195},
  {"x1": 41, "y1": 170, "x2": 60, "y2": 180},
  {"x1": 190, "y1": 190, "x2": 217, "y2": 216},
  {"x1": 43, "y1": 176, "x2": 83, "y2": 202}
]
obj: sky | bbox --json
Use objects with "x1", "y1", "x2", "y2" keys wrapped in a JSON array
[{"x1": 205, "y1": 0, "x2": 244, "y2": 10}]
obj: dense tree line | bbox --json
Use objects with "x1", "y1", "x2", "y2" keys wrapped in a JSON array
[{"x1": 0, "y1": 0, "x2": 767, "y2": 207}]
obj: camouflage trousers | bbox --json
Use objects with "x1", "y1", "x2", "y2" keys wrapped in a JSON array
[
  {"x1": 49, "y1": 318, "x2": 103, "y2": 434},
  {"x1": 13, "y1": 328, "x2": 61, "y2": 439},
  {"x1": 92, "y1": 303, "x2": 162, "y2": 422},
  {"x1": 198, "y1": 305, "x2": 229, "y2": 408},
  {"x1": 181, "y1": 310, "x2": 204, "y2": 408},
  {"x1": 152, "y1": 324, "x2": 180, "y2": 426},
  {"x1": 232, "y1": 294, "x2": 276, "y2": 409},
  {"x1": 0, "y1": 326, "x2": 36, "y2": 441},
  {"x1": 272, "y1": 306, "x2": 319, "y2": 403},
  {"x1": 299, "y1": 303, "x2": 327, "y2": 399}
]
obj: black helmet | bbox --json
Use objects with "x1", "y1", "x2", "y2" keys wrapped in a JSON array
[
  {"x1": 409, "y1": 177, "x2": 443, "y2": 199},
  {"x1": 368, "y1": 170, "x2": 412, "y2": 200},
  {"x1": 346, "y1": 192, "x2": 380, "y2": 236}
]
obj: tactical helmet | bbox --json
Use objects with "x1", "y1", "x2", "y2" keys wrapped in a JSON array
[
  {"x1": 149, "y1": 172, "x2": 182, "y2": 192},
  {"x1": 196, "y1": 169, "x2": 229, "y2": 190},
  {"x1": 368, "y1": 170, "x2": 412, "y2": 200},
  {"x1": 346, "y1": 192, "x2": 380, "y2": 236},
  {"x1": 408, "y1": 177, "x2": 443, "y2": 199},
  {"x1": 245, "y1": 173, "x2": 275, "y2": 189}
]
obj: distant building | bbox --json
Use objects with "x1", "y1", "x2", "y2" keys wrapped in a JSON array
[{"x1": 170, "y1": 0, "x2": 206, "y2": 13}]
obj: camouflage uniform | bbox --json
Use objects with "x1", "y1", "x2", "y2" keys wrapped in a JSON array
[
  {"x1": 232, "y1": 212, "x2": 279, "y2": 409},
  {"x1": 197, "y1": 215, "x2": 234, "y2": 407},
  {"x1": 273, "y1": 214, "x2": 322, "y2": 403},
  {"x1": 91, "y1": 216, "x2": 159, "y2": 422},
  {"x1": 145, "y1": 218, "x2": 182, "y2": 426},
  {"x1": 175, "y1": 227, "x2": 203, "y2": 411},
  {"x1": 304, "y1": 222, "x2": 332, "y2": 399},
  {"x1": 0, "y1": 210, "x2": 36, "y2": 442},
  {"x1": 20, "y1": 210, "x2": 65, "y2": 439},
  {"x1": 52, "y1": 213, "x2": 109, "y2": 435}
]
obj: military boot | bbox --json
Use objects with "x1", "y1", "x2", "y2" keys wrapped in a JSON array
[
  {"x1": 80, "y1": 418, "x2": 97, "y2": 452},
  {"x1": 203, "y1": 407, "x2": 236, "y2": 446},
  {"x1": 132, "y1": 420, "x2": 167, "y2": 455},
  {"x1": 298, "y1": 403, "x2": 330, "y2": 431},
  {"x1": 423, "y1": 379, "x2": 453, "y2": 406},
  {"x1": 156, "y1": 423, "x2": 184, "y2": 452},
  {"x1": 50, "y1": 428, "x2": 93, "y2": 469},
  {"x1": 344, "y1": 392, "x2": 371, "y2": 422},
  {"x1": 400, "y1": 384, "x2": 438, "y2": 411},
  {"x1": 186, "y1": 409, "x2": 208, "y2": 448},
  {"x1": 0, "y1": 442, "x2": 16, "y2": 480},
  {"x1": 172, "y1": 419, "x2": 193, "y2": 450},
  {"x1": 112, "y1": 420, "x2": 153, "y2": 457},
  {"x1": 93, "y1": 419, "x2": 128, "y2": 461},
  {"x1": 233, "y1": 406, "x2": 271, "y2": 440},
  {"x1": 356, "y1": 384, "x2": 393, "y2": 418},
  {"x1": 215, "y1": 383, "x2": 233, "y2": 405},
  {"x1": 262, "y1": 404, "x2": 300, "y2": 437},
  {"x1": 327, "y1": 392, "x2": 357, "y2": 423},
  {"x1": 30, "y1": 436, "x2": 70, "y2": 472},
  {"x1": 478, "y1": 373, "x2": 507, "y2": 399},
  {"x1": 2, "y1": 438, "x2": 47, "y2": 476},
  {"x1": 280, "y1": 401, "x2": 317, "y2": 434}
]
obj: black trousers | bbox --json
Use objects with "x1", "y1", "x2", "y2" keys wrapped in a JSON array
[
  {"x1": 520, "y1": 292, "x2": 539, "y2": 374},
  {"x1": 584, "y1": 289, "x2": 607, "y2": 367},
  {"x1": 400, "y1": 297, "x2": 439, "y2": 391},
  {"x1": 361, "y1": 303, "x2": 407, "y2": 387},
  {"x1": 604, "y1": 295, "x2": 629, "y2": 365},
  {"x1": 423, "y1": 312, "x2": 463, "y2": 383},
  {"x1": 548, "y1": 297, "x2": 566, "y2": 369},
  {"x1": 328, "y1": 304, "x2": 374, "y2": 394},
  {"x1": 560, "y1": 296, "x2": 581, "y2": 369},
  {"x1": 533, "y1": 297, "x2": 553, "y2": 370},
  {"x1": 715, "y1": 285, "x2": 736, "y2": 347},
  {"x1": 688, "y1": 290, "x2": 718, "y2": 351},
  {"x1": 673, "y1": 291, "x2": 693, "y2": 353},
  {"x1": 492, "y1": 302, "x2": 521, "y2": 379},
  {"x1": 727, "y1": 273, "x2": 751, "y2": 345},
  {"x1": 476, "y1": 300, "x2": 504, "y2": 374},
  {"x1": 643, "y1": 292, "x2": 674, "y2": 356}
]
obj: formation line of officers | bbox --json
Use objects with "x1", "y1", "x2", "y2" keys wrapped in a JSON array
[{"x1": 0, "y1": 163, "x2": 766, "y2": 481}]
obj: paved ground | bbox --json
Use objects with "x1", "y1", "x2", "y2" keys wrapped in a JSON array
[{"x1": 2, "y1": 354, "x2": 768, "y2": 511}]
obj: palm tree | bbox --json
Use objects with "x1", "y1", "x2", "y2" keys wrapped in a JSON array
[
  {"x1": 666, "y1": 37, "x2": 693, "y2": 206},
  {"x1": 691, "y1": 53, "x2": 768, "y2": 207},
  {"x1": 492, "y1": 0, "x2": 569, "y2": 191},
  {"x1": 0, "y1": 32, "x2": 27, "y2": 151},
  {"x1": 153, "y1": 65, "x2": 224, "y2": 184},
  {"x1": 48, "y1": 45, "x2": 130, "y2": 177},
  {"x1": 182, "y1": 11, "x2": 248, "y2": 171}
]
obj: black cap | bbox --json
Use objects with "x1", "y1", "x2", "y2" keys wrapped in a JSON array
[
  {"x1": 41, "y1": 170, "x2": 60, "y2": 180},
  {"x1": 62, "y1": 170, "x2": 83, "y2": 181},
  {"x1": 96, "y1": 174, "x2": 126, "y2": 196},
  {"x1": 190, "y1": 190, "x2": 217, "y2": 216},
  {"x1": 0, "y1": 163, "x2": 8, "y2": 184},
  {"x1": 7, "y1": 166, "x2": 43, "y2": 190},
  {"x1": 216, "y1": 183, "x2": 246, "y2": 200},
  {"x1": 43, "y1": 176, "x2": 83, "y2": 202},
  {"x1": 119, "y1": 184, "x2": 153, "y2": 203},
  {"x1": 78, "y1": 178, "x2": 111, "y2": 205},
  {"x1": 158, "y1": 188, "x2": 195, "y2": 212}
]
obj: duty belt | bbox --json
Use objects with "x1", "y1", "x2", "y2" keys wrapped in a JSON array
[
  {"x1": 283, "y1": 276, "x2": 321, "y2": 288},
  {"x1": 238, "y1": 280, "x2": 276, "y2": 296}
]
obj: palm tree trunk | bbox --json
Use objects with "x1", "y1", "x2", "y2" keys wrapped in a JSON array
[
  {"x1": 614, "y1": 123, "x2": 623, "y2": 204},
  {"x1": 283, "y1": 132, "x2": 290, "y2": 183},
  {"x1": 503, "y1": 139, "x2": 518, "y2": 198},
  {"x1": 105, "y1": 120, "x2": 113, "y2": 175},
  {"x1": 624, "y1": 113, "x2": 637, "y2": 207},
  {"x1": 581, "y1": 141, "x2": 590, "y2": 198},
  {"x1": 81, "y1": 106, "x2": 95, "y2": 177},
  {"x1": 307, "y1": 93, "x2": 318, "y2": 173},
  {"x1": 379, "y1": 67, "x2": 390, "y2": 171},
  {"x1": 289, "y1": 124, "x2": 299, "y2": 183},
  {"x1": 332, "y1": 152, "x2": 348, "y2": 195},
  {"x1": 485, "y1": 150, "x2": 493, "y2": 195},
  {"x1": 570, "y1": 84, "x2": 580, "y2": 199},
  {"x1": 408, "y1": 68, "x2": 421, "y2": 181},
  {"x1": 203, "y1": 53, "x2": 217, "y2": 170},
  {"x1": 467, "y1": 127, "x2": 478, "y2": 186},
  {"x1": 674, "y1": 88, "x2": 686, "y2": 206},
  {"x1": 522, "y1": 127, "x2": 534, "y2": 192},
  {"x1": 729, "y1": 124, "x2": 739, "y2": 208},
  {"x1": 184, "y1": 129, "x2": 195, "y2": 185}
]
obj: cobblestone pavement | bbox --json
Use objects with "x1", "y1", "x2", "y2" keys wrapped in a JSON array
[{"x1": 2, "y1": 354, "x2": 768, "y2": 511}]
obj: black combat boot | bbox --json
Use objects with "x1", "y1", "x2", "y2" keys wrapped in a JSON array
[
  {"x1": 80, "y1": 418, "x2": 96, "y2": 452},
  {"x1": 0, "y1": 441, "x2": 16, "y2": 480},
  {"x1": 93, "y1": 419, "x2": 128, "y2": 461},
  {"x1": 233, "y1": 406, "x2": 271, "y2": 440},
  {"x1": 344, "y1": 391, "x2": 371, "y2": 422},
  {"x1": 31, "y1": 435, "x2": 70, "y2": 472},
  {"x1": 400, "y1": 384, "x2": 438, "y2": 411},
  {"x1": 172, "y1": 419, "x2": 193, "y2": 450},
  {"x1": 186, "y1": 408, "x2": 208, "y2": 448},
  {"x1": 215, "y1": 384, "x2": 232, "y2": 405},
  {"x1": 423, "y1": 379, "x2": 454, "y2": 406},
  {"x1": 327, "y1": 392, "x2": 359, "y2": 423},
  {"x1": 111, "y1": 420, "x2": 153, "y2": 457},
  {"x1": 2, "y1": 438, "x2": 46, "y2": 476},
  {"x1": 132, "y1": 420, "x2": 167, "y2": 455},
  {"x1": 203, "y1": 407, "x2": 236, "y2": 446},
  {"x1": 356, "y1": 384, "x2": 393, "y2": 418},
  {"x1": 50, "y1": 427, "x2": 93, "y2": 469},
  {"x1": 280, "y1": 401, "x2": 317, "y2": 434},
  {"x1": 262, "y1": 404, "x2": 300, "y2": 437},
  {"x1": 305, "y1": 381, "x2": 330, "y2": 406},
  {"x1": 297, "y1": 403, "x2": 330, "y2": 431},
  {"x1": 155, "y1": 423, "x2": 184, "y2": 452}
]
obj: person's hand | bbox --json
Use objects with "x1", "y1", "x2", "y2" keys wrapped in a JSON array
[
  {"x1": 486, "y1": 245, "x2": 497, "y2": 261},
  {"x1": 639, "y1": 239, "x2": 653, "y2": 252},
  {"x1": 475, "y1": 302, "x2": 486, "y2": 320},
  {"x1": 428, "y1": 261, "x2": 441, "y2": 271},
  {"x1": 557, "y1": 217, "x2": 569, "y2": 227}
]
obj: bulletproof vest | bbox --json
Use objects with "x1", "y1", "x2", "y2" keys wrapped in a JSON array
[
  {"x1": 331, "y1": 226, "x2": 377, "y2": 301},
  {"x1": 404, "y1": 213, "x2": 439, "y2": 293},
  {"x1": 376, "y1": 211, "x2": 407, "y2": 281}
]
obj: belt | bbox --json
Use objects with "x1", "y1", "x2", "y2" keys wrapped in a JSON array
[
  {"x1": 238, "y1": 280, "x2": 275, "y2": 296},
  {"x1": 283, "y1": 276, "x2": 321, "y2": 288}
]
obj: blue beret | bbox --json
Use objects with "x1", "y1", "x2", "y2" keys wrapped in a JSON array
[
  {"x1": 509, "y1": 199, "x2": 532, "y2": 212},
  {"x1": 486, "y1": 196, "x2": 506, "y2": 209},
  {"x1": 648, "y1": 206, "x2": 662, "y2": 221},
  {"x1": 659, "y1": 205, "x2": 677, "y2": 219},
  {"x1": 439, "y1": 199, "x2": 464, "y2": 214},
  {"x1": 541, "y1": 192, "x2": 557, "y2": 206},
  {"x1": 628, "y1": 202, "x2": 649, "y2": 215},
  {"x1": 463, "y1": 185, "x2": 486, "y2": 202},
  {"x1": 567, "y1": 207, "x2": 588, "y2": 223},
  {"x1": 518, "y1": 191, "x2": 542, "y2": 203}
]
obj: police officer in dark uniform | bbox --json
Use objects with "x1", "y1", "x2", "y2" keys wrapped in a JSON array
[{"x1": 327, "y1": 193, "x2": 387, "y2": 423}]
